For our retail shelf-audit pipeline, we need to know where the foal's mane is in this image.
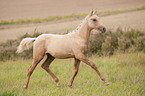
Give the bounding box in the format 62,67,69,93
72,15,89,33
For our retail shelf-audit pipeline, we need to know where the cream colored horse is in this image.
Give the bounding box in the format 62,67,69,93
17,10,109,88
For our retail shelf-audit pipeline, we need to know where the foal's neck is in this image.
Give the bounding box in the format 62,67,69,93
77,20,92,44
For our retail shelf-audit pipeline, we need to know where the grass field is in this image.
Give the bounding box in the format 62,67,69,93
0,52,144,96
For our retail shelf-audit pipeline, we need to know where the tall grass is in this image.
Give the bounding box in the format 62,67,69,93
88,28,145,56
0,52,144,96
0,28,144,61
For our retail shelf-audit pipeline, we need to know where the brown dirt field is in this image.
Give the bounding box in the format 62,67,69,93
0,0,145,42
0,0,145,20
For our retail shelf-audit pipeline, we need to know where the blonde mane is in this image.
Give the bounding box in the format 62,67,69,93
72,15,89,33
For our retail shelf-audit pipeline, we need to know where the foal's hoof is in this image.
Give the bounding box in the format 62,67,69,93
57,82,60,87
23,85,28,89
105,82,110,86
67,84,72,87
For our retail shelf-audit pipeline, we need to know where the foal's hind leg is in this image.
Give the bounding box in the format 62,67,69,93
23,55,43,88
23,44,45,88
68,58,80,87
41,54,60,86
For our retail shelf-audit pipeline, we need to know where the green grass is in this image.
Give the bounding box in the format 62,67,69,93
0,5,145,25
0,52,144,96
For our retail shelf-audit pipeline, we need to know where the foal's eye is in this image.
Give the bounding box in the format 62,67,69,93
93,19,96,21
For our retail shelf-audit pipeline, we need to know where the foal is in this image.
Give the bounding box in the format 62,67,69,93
17,10,109,88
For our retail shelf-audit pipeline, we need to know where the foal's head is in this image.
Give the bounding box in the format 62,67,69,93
87,10,106,33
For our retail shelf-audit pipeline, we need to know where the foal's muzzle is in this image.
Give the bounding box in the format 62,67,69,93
98,27,106,33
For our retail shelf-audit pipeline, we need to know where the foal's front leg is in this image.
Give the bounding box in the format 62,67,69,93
68,58,80,87
76,53,109,85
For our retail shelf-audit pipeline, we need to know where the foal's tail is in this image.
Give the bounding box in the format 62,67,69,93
16,38,36,53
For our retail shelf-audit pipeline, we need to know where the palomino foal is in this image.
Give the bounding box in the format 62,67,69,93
17,10,109,88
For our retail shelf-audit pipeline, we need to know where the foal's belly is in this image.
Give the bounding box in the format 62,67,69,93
46,50,74,59
45,34,75,59
46,42,75,59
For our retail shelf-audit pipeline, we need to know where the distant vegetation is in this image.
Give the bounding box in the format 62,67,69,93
0,5,145,25
88,28,145,56
0,28,144,61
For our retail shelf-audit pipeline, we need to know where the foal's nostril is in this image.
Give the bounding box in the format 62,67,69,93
103,27,106,32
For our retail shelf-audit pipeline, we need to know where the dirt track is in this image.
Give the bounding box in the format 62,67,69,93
0,0,145,42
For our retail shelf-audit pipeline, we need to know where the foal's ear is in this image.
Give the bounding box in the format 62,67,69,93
89,10,94,17
93,10,97,14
